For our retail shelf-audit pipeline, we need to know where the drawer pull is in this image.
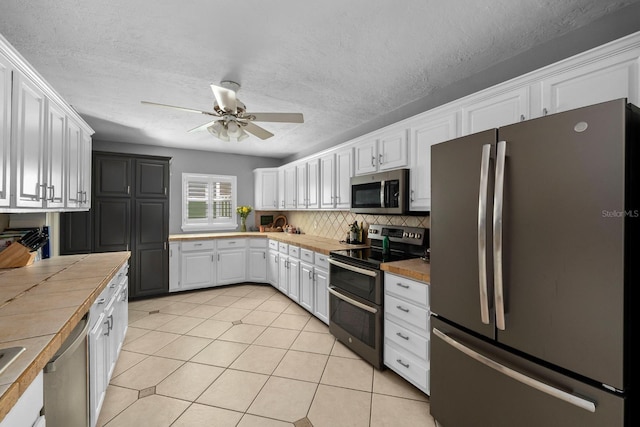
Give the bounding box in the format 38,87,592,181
397,359,410,368
97,298,106,304
396,282,410,289
396,332,410,340
396,305,410,313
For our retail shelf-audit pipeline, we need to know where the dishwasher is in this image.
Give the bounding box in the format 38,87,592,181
43,313,90,427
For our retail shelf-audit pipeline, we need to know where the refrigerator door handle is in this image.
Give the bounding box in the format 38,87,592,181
493,140,507,330
433,328,597,413
477,143,492,324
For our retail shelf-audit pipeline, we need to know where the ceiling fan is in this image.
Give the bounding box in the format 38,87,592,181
141,81,304,142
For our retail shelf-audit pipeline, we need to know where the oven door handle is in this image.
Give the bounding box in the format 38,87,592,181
327,257,379,277
329,286,378,314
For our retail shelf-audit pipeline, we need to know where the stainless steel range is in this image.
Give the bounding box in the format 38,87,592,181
328,224,428,369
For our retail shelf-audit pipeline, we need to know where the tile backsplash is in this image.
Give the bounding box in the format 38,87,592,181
256,210,430,241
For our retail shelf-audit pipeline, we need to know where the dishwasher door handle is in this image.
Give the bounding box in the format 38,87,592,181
44,313,89,373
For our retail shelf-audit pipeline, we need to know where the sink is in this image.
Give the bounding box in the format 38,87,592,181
0,347,26,376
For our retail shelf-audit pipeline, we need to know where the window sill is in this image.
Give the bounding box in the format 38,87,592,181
181,223,238,232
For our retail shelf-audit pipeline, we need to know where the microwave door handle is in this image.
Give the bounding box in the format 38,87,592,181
380,180,386,208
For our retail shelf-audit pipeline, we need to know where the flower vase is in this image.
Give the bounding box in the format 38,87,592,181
240,217,247,232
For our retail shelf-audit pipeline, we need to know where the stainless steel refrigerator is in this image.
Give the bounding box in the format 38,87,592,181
429,98,639,426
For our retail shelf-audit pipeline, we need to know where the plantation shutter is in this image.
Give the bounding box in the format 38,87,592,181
186,179,209,221
182,173,237,231
212,179,232,219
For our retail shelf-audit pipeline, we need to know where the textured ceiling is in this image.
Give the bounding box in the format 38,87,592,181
0,0,638,159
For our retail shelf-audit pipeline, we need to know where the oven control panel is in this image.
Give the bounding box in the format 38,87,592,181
367,224,427,246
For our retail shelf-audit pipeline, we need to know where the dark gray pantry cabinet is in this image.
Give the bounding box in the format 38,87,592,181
60,152,170,298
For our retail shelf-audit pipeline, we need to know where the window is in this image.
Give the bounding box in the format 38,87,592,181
182,173,238,231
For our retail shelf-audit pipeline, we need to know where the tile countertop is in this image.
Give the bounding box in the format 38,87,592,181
169,232,369,255
0,251,131,423
380,258,431,283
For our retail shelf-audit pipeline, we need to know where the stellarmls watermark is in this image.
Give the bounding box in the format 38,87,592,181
602,210,639,218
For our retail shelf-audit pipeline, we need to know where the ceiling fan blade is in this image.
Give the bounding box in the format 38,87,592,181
246,112,304,123
210,84,237,114
188,119,221,133
141,101,213,115
243,122,274,140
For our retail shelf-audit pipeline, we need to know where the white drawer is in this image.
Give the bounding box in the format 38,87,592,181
288,245,300,258
268,239,279,250
278,242,289,254
385,294,430,332
384,343,429,394
314,252,329,269
250,238,268,248
182,240,215,251
385,273,429,307
217,238,247,249
385,318,429,362
300,249,314,263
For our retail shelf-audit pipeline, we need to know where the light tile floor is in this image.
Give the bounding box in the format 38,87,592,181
99,283,438,427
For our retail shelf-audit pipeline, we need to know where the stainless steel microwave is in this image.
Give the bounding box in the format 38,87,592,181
350,168,409,214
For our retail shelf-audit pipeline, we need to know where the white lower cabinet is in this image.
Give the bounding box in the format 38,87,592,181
248,238,268,282
169,241,180,292
383,272,430,395
180,240,216,291
89,262,128,427
169,237,331,324
0,371,44,427
216,239,247,285
299,259,314,313
267,240,279,288
312,253,330,324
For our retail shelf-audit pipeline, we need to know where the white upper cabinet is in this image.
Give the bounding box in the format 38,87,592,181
461,86,530,135
283,165,297,209
306,158,319,209
45,101,66,208
14,72,46,208
354,137,378,175
320,146,352,210
1,33,94,212
354,126,408,175
319,152,335,209
66,120,81,208
335,147,353,209
0,52,11,207
378,128,409,171
294,159,319,210
541,48,640,115
409,110,459,211
254,168,279,210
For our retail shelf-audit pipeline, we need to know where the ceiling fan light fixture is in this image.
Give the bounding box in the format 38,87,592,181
227,120,241,137
237,127,250,141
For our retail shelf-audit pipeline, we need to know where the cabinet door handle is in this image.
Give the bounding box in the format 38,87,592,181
396,332,410,340
263,252,266,259
520,114,525,121
410,189,414,202
543,108,548,116
127,185,130,194
97,298,106,305
48,185,55,202
371,156,375,167
396,282,410,289
397,359,410,368
38,183,47,201
379,153,383,165
103,321,110,336
396,305,410,313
